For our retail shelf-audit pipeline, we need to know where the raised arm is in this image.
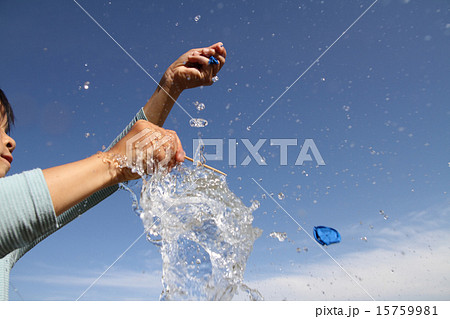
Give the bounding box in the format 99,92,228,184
144,42,227,126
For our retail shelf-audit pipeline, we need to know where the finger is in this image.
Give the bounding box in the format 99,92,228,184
216,51,226,66
174,134,185,163
164,130,184,164
187,55,215,83
193,47,223,67
164,129,182,161
210,42,226,58
219,45,227,59
187,53,210,66
132,130,159,168
152,136,175,170
161,130,183,168
208,43,226,75
201,47,215,57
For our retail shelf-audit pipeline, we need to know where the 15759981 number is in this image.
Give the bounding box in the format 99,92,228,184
376,305,438,316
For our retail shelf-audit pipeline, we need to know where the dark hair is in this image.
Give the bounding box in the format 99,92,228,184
0,89,15,134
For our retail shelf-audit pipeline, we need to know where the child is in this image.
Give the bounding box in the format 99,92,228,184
0,42,226,300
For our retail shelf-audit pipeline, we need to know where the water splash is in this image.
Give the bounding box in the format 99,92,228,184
269,231,287,242
189,118,208,128
131,163,262,300
196,102,205,111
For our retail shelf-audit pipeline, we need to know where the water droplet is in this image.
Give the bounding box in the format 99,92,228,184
84,132,90,138
246,126,251,131
83,81,90,90
212,76,219,83
321,77,326,82
361,236,368,242
269,232,287,242
378,209,390,220
196,103,205,111
189,118,208,128
194,15,201,22
227,88,232,93
251,200,260,209
277,192,285,200
195,258,201,264
343,105,350,112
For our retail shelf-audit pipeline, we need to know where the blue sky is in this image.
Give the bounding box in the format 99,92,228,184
1,0,449,300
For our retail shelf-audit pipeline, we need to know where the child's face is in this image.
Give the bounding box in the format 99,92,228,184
0,105,16,177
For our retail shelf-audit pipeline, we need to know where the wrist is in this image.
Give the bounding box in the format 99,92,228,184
144,72,183,126
159,71,184,97
95,152,127,186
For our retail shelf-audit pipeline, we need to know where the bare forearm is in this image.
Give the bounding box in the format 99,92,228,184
42,154,118,216
143,74,182,127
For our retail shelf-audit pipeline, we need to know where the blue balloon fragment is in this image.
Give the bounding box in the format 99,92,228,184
313,226,341,246
208,56,219,65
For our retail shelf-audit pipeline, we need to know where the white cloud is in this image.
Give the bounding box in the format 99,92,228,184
16,268,161,289
13,267,164,300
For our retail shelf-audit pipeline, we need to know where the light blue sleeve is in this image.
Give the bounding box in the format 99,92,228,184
0,169,56,258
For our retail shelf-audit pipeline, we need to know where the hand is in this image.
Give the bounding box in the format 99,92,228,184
106,120,185,182
163,42,227,92
143,42,227,126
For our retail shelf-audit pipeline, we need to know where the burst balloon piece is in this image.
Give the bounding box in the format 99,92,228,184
313,226,341,246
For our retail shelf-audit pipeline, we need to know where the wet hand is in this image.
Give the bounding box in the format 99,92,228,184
162,42,227,92
106,120,185,182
